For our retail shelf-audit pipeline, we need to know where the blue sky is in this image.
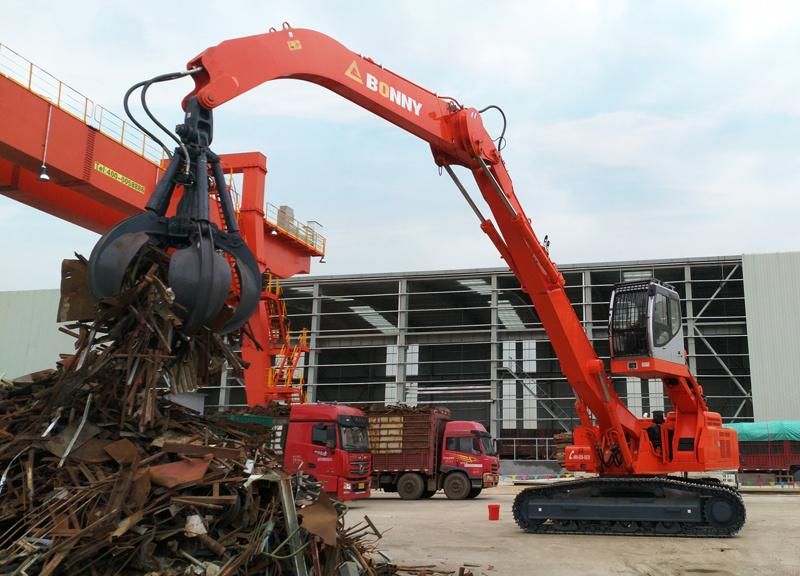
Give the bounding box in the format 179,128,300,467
1,1,799,290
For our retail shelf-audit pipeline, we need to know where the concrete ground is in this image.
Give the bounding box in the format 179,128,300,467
345,485,800,576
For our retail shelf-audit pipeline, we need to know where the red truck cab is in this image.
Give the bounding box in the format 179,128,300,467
440,420,500,495
282,404,371,500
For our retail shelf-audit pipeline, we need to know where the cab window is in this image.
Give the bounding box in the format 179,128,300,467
652,293,671,347
312,424,336,447
446,436,479,454
669,297,682,337
340,425,369,452
611,290,649,356
478,435,496,455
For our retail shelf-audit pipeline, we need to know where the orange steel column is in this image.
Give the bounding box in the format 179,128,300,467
223,153,271,406
217,152,323,405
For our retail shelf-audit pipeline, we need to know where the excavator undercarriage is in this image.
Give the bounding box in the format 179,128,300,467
513,476,746,537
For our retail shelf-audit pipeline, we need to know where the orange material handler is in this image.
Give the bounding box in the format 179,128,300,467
86,23,743,535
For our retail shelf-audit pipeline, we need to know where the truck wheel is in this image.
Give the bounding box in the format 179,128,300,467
397,473,425,500
467,487,482,499
444,472,471,500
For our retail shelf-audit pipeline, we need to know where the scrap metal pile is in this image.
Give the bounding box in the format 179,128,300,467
0,253,448,575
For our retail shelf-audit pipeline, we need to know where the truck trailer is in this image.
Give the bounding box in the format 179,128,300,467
367,406,499,500
727,420,800,482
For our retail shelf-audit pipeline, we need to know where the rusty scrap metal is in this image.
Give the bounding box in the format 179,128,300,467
0,255,470,576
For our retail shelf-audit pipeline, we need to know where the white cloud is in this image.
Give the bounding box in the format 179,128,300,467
526,111,708,168
320,218,503,275
1,1,799,291
0,199,98,291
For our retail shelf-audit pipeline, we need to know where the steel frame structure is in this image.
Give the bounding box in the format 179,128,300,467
276,255,752,446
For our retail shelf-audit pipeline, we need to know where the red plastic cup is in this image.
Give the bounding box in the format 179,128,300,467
488,503,500,521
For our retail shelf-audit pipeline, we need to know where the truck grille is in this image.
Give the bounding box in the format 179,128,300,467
350,461,369,476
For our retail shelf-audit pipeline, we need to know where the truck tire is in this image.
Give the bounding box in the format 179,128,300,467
467,487,482,499
443,472,471,500
397,473,425,500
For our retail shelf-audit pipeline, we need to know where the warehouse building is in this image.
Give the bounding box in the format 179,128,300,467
1,251,799,459
275,252,800,458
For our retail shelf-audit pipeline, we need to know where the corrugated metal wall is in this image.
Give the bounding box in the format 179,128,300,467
743,252,800,421
0,289,73,379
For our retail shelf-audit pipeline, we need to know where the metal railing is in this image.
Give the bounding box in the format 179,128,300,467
496,437,556,460
0,43,166,164
265,203,326,254
1,43,327,255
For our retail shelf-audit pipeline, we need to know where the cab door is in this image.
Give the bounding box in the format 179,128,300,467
441,435,482,472
307,423,339,492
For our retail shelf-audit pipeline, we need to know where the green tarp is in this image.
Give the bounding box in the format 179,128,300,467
725,421,800,442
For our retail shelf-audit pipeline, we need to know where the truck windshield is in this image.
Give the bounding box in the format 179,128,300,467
478,434,496,456
340,425,369,452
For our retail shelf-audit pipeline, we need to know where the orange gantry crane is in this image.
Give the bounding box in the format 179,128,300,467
0,44,317,405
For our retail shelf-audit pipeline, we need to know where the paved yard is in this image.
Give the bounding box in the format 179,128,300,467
345,485,800,575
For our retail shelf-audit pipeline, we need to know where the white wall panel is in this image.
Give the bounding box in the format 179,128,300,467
743,252,800,421
0,289,73,379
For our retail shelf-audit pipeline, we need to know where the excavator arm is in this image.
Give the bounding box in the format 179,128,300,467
184,25,495,168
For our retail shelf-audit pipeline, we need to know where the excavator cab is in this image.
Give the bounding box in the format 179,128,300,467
609,279,687,377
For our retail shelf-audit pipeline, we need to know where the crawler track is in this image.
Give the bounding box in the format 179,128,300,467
512,476,745,537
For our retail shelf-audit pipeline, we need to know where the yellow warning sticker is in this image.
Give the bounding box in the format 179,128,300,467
287,39,302,51
93,161,145,194
345,61,363,84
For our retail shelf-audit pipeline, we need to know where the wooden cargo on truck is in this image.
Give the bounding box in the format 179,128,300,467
368,407,450,473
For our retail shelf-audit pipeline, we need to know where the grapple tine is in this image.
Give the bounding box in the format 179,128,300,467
213,232,261,334
88,212,166,300
168,224,231,335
